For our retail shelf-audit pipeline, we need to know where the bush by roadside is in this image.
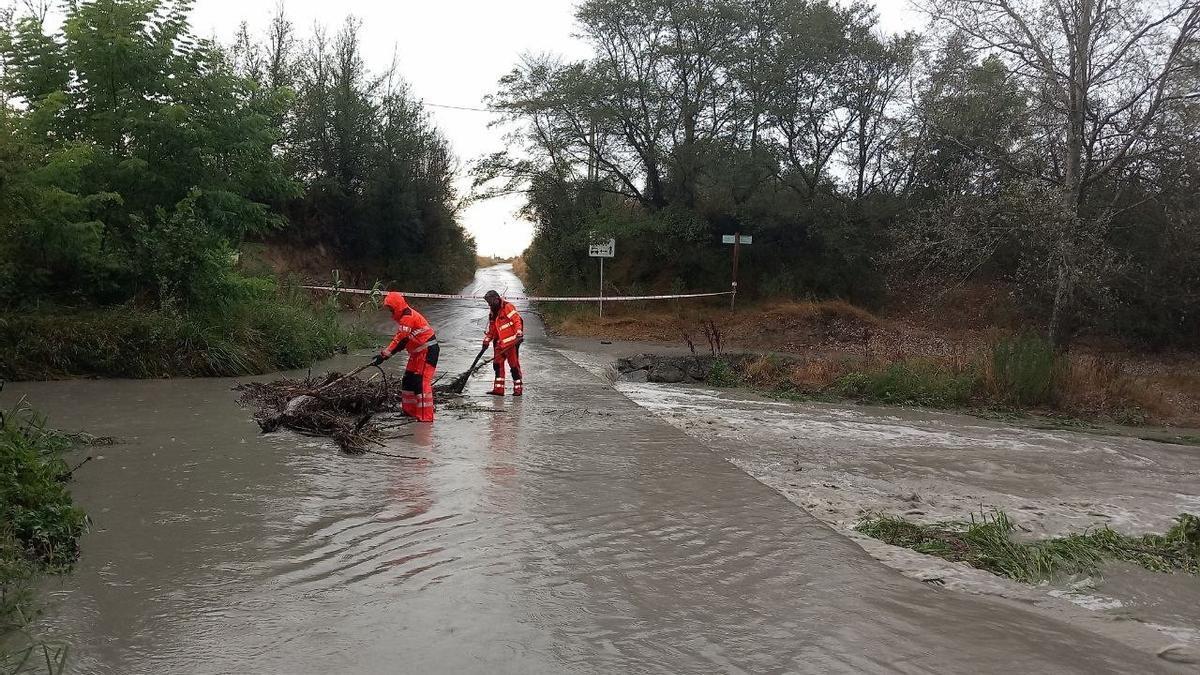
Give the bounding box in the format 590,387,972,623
1,402,88,672
511,256,530,283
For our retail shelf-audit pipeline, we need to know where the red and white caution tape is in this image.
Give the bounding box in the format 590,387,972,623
303,285,731,302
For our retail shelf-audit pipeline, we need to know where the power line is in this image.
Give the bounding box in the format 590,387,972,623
423,102,503,113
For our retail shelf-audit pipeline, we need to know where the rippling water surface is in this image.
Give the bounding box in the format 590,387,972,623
3,266,1162,673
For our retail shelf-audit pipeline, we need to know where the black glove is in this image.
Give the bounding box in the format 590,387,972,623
371,352,388,366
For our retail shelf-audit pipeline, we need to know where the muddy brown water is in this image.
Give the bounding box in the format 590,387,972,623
2,266,1171,673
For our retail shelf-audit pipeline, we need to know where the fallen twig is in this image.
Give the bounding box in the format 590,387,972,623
64,455,93,479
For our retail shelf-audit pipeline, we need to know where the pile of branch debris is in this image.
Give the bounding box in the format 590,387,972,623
236,371,460,453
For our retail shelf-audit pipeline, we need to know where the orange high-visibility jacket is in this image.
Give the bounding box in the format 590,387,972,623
484,300,523,351
383,292,436,356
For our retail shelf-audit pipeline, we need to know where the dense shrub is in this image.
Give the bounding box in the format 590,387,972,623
2,403,87,669
0,1,473,380
990,332,1059,406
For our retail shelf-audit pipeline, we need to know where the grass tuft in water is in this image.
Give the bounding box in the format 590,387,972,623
855,511,1200,584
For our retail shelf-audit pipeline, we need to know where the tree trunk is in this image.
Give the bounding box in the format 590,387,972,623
1049,0,1093,348
1047,253,1072,347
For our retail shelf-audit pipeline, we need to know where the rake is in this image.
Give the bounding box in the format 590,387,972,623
446,344,492,394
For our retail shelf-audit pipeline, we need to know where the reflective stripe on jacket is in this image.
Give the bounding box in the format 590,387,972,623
383,292,436,356
484,300,523,349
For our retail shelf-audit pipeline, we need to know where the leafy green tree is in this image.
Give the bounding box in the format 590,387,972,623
245,13,474,290
1,0,297,307
478,0,909,303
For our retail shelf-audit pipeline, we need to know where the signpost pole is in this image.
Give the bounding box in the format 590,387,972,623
588,237,615,317
599,256,604,318
731,232,740,310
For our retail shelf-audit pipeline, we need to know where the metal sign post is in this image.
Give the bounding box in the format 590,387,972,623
588,238,616,317
721,233,752,309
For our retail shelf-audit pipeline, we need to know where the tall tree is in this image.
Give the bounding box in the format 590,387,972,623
758,0,874,195
926,0,1200,342
262,16,473,287
1,0,295,306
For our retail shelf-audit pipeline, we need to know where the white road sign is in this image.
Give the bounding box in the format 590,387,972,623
722,234,752,245
588,239,616,258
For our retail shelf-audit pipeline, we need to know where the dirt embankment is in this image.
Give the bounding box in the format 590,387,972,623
238,241,479,292
545,299,1200,427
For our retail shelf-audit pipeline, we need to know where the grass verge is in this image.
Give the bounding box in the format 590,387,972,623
832,360,979,408
545,299,1197,425
0,279,372,380
855,511,1200,584
708,336,1164,426
2,401,89,672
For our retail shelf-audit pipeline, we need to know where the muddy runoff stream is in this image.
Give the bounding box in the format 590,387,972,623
1,266,1178,673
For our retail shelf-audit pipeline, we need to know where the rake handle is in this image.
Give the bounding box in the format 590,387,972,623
467,343,488,373
313,361,373,394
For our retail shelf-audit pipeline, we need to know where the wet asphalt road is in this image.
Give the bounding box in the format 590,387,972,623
2,265,1167,673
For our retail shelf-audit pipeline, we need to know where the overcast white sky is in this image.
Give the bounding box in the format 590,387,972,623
187,0,921,257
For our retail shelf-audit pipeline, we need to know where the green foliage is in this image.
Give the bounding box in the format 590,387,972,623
706,359,739,387
991,332,1058,406
0,2,470,378
1,404,87,671
0,0,298,310
484,0,1200,347
856,511,1200,584
0,406,86,569
833,360,979,407
478,0,900,304
133,192,238,310
0,280,370,380
908,47,1030,199
266,16,476,291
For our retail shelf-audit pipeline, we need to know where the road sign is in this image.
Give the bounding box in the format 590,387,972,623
722,234,752,245
587,239,615,317
588,239,616,258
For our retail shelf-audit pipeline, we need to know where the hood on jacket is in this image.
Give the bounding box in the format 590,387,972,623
383,292,409,320
484,289,502,312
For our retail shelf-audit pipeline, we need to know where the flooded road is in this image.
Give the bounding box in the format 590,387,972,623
2,265,1175,673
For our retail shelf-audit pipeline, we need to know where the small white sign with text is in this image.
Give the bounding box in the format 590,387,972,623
588,239,616,257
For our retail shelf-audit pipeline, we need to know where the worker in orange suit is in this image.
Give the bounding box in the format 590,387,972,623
373,292,438,422
482,290,524,396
